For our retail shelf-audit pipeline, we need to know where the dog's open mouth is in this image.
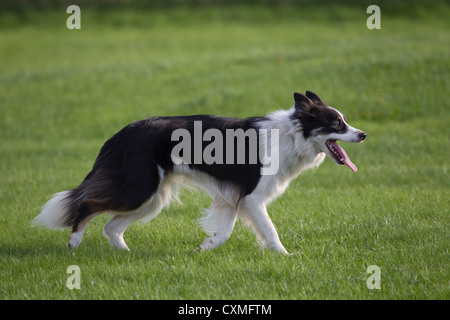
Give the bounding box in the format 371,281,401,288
326,140,358,172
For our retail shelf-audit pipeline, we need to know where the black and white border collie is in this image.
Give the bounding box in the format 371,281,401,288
34,91,366,254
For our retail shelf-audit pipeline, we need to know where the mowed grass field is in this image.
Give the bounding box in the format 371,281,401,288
0,4,449,299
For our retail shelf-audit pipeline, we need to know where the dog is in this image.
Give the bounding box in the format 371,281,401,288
34,91,366,254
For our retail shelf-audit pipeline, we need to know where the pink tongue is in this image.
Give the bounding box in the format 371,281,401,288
334,142,358,172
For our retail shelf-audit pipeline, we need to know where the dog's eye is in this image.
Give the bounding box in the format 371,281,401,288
333,119,342,128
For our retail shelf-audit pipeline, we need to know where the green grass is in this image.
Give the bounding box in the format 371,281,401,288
1,4,449,299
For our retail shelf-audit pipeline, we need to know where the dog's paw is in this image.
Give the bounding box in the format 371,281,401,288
194,245,205,254
196,237,215,253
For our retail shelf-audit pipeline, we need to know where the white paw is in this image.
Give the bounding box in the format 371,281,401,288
195,237,215,253
110,239,130,251
66,232,83,249
103,229,130,250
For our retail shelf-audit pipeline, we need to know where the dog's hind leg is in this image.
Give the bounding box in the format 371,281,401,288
197,198,237,252
103,176,177,250
103,198,165,250
67,204,101,249
103,214,142,251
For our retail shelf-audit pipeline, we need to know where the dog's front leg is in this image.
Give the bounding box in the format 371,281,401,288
240,196,289,254
196,199,237,253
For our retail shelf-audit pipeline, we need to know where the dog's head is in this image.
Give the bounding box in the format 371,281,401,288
293,91,366,172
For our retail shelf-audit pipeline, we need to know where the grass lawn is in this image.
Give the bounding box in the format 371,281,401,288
0,3,449,299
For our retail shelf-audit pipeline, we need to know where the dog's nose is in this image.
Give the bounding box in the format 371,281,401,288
359,131,367,141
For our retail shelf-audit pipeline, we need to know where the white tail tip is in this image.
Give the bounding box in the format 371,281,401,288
33,191,72,230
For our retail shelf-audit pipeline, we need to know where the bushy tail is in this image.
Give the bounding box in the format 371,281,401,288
33,190,77,230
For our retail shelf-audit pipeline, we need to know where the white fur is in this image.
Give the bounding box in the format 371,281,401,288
255,108,326,205
33,191,72,230
197,198,237,251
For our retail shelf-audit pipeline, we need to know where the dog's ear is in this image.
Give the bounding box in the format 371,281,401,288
294,92,313,112
305,90,325,105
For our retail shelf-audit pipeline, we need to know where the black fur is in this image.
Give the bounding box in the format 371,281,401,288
67,115,267,231
293,91,347,139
